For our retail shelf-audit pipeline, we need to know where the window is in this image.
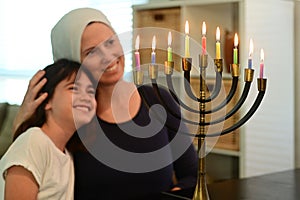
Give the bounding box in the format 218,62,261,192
0,0,147,104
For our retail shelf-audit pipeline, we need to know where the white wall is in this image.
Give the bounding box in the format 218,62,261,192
240,0,295,177
295,1,300,168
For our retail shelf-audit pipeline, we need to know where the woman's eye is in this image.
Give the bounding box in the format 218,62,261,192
105,38,115,47
88,48,97,55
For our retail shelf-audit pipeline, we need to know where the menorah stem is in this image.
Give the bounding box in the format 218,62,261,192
193,137,209,200
192,54,210,200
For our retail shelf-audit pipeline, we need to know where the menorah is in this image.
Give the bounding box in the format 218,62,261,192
130,25,267,199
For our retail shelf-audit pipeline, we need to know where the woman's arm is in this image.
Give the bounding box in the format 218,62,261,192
13,70,48,133
158,86,198,190
5,166,39,200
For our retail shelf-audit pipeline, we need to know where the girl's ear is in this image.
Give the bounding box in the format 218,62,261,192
44,101,52,111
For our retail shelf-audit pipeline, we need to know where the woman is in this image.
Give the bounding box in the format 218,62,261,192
1,59,97,199
14,8,197,199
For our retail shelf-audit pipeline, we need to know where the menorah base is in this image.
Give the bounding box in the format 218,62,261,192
192,174,210,200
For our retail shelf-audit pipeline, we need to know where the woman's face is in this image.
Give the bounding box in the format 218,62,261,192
80,22,125,86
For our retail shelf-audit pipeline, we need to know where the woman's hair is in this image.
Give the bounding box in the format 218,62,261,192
13,59,97,141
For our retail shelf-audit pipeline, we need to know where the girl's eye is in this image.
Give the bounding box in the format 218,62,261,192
88,89,96,95
70,85,79,91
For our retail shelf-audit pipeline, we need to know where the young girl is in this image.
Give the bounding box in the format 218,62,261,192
0,59,97,200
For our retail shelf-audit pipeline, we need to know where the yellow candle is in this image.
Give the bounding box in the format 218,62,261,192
233,33,238,64
167,31,173,62
185,20,190,57
216,27,221,59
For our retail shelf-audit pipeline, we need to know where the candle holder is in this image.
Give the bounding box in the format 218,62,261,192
133,69,144,86
134,56,266,200
148,64,158,80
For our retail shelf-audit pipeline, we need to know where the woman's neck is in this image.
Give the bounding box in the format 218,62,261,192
96,80,141,123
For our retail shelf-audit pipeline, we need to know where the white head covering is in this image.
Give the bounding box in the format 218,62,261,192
51,7,112,63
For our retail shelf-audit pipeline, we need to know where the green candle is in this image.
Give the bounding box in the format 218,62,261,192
233,33,238,64
167,31,173,62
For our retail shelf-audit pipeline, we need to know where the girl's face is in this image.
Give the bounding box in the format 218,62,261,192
45,71,96,130
80,23,125,87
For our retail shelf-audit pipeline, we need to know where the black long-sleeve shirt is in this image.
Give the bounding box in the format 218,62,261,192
72,85,198,199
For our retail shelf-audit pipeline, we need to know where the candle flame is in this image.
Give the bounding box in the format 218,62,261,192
234,33,238,47
249,38,254,57
260,48,264,62
202,21,206,36
135,35,140,50
152,35,156,51
216,27,220,41
185,20,189,34
168,31,172,46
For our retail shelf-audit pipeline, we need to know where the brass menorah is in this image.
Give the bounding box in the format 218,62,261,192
133,49,267,199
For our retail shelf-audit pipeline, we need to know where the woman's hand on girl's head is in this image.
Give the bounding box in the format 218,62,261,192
13,70,48,133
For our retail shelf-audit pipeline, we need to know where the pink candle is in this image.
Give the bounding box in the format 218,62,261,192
260,48,264,78
135,35,140,70
202,21,207,55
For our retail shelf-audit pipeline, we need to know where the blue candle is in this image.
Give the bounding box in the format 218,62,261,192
151,35,156,64
248,38,253,68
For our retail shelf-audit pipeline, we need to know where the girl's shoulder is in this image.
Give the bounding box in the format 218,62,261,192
14,127,48,145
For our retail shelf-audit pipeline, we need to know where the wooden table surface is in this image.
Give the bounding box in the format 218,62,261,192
160,168,300,200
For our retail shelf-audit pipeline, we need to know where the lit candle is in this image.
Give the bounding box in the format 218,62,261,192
233,33,239,64
260,48,264,78
185,20,190,57
248,38,254,69
216,27,221,59
167,31,173,62
202,21,207,55
151,35,156,64
135,35,140,70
